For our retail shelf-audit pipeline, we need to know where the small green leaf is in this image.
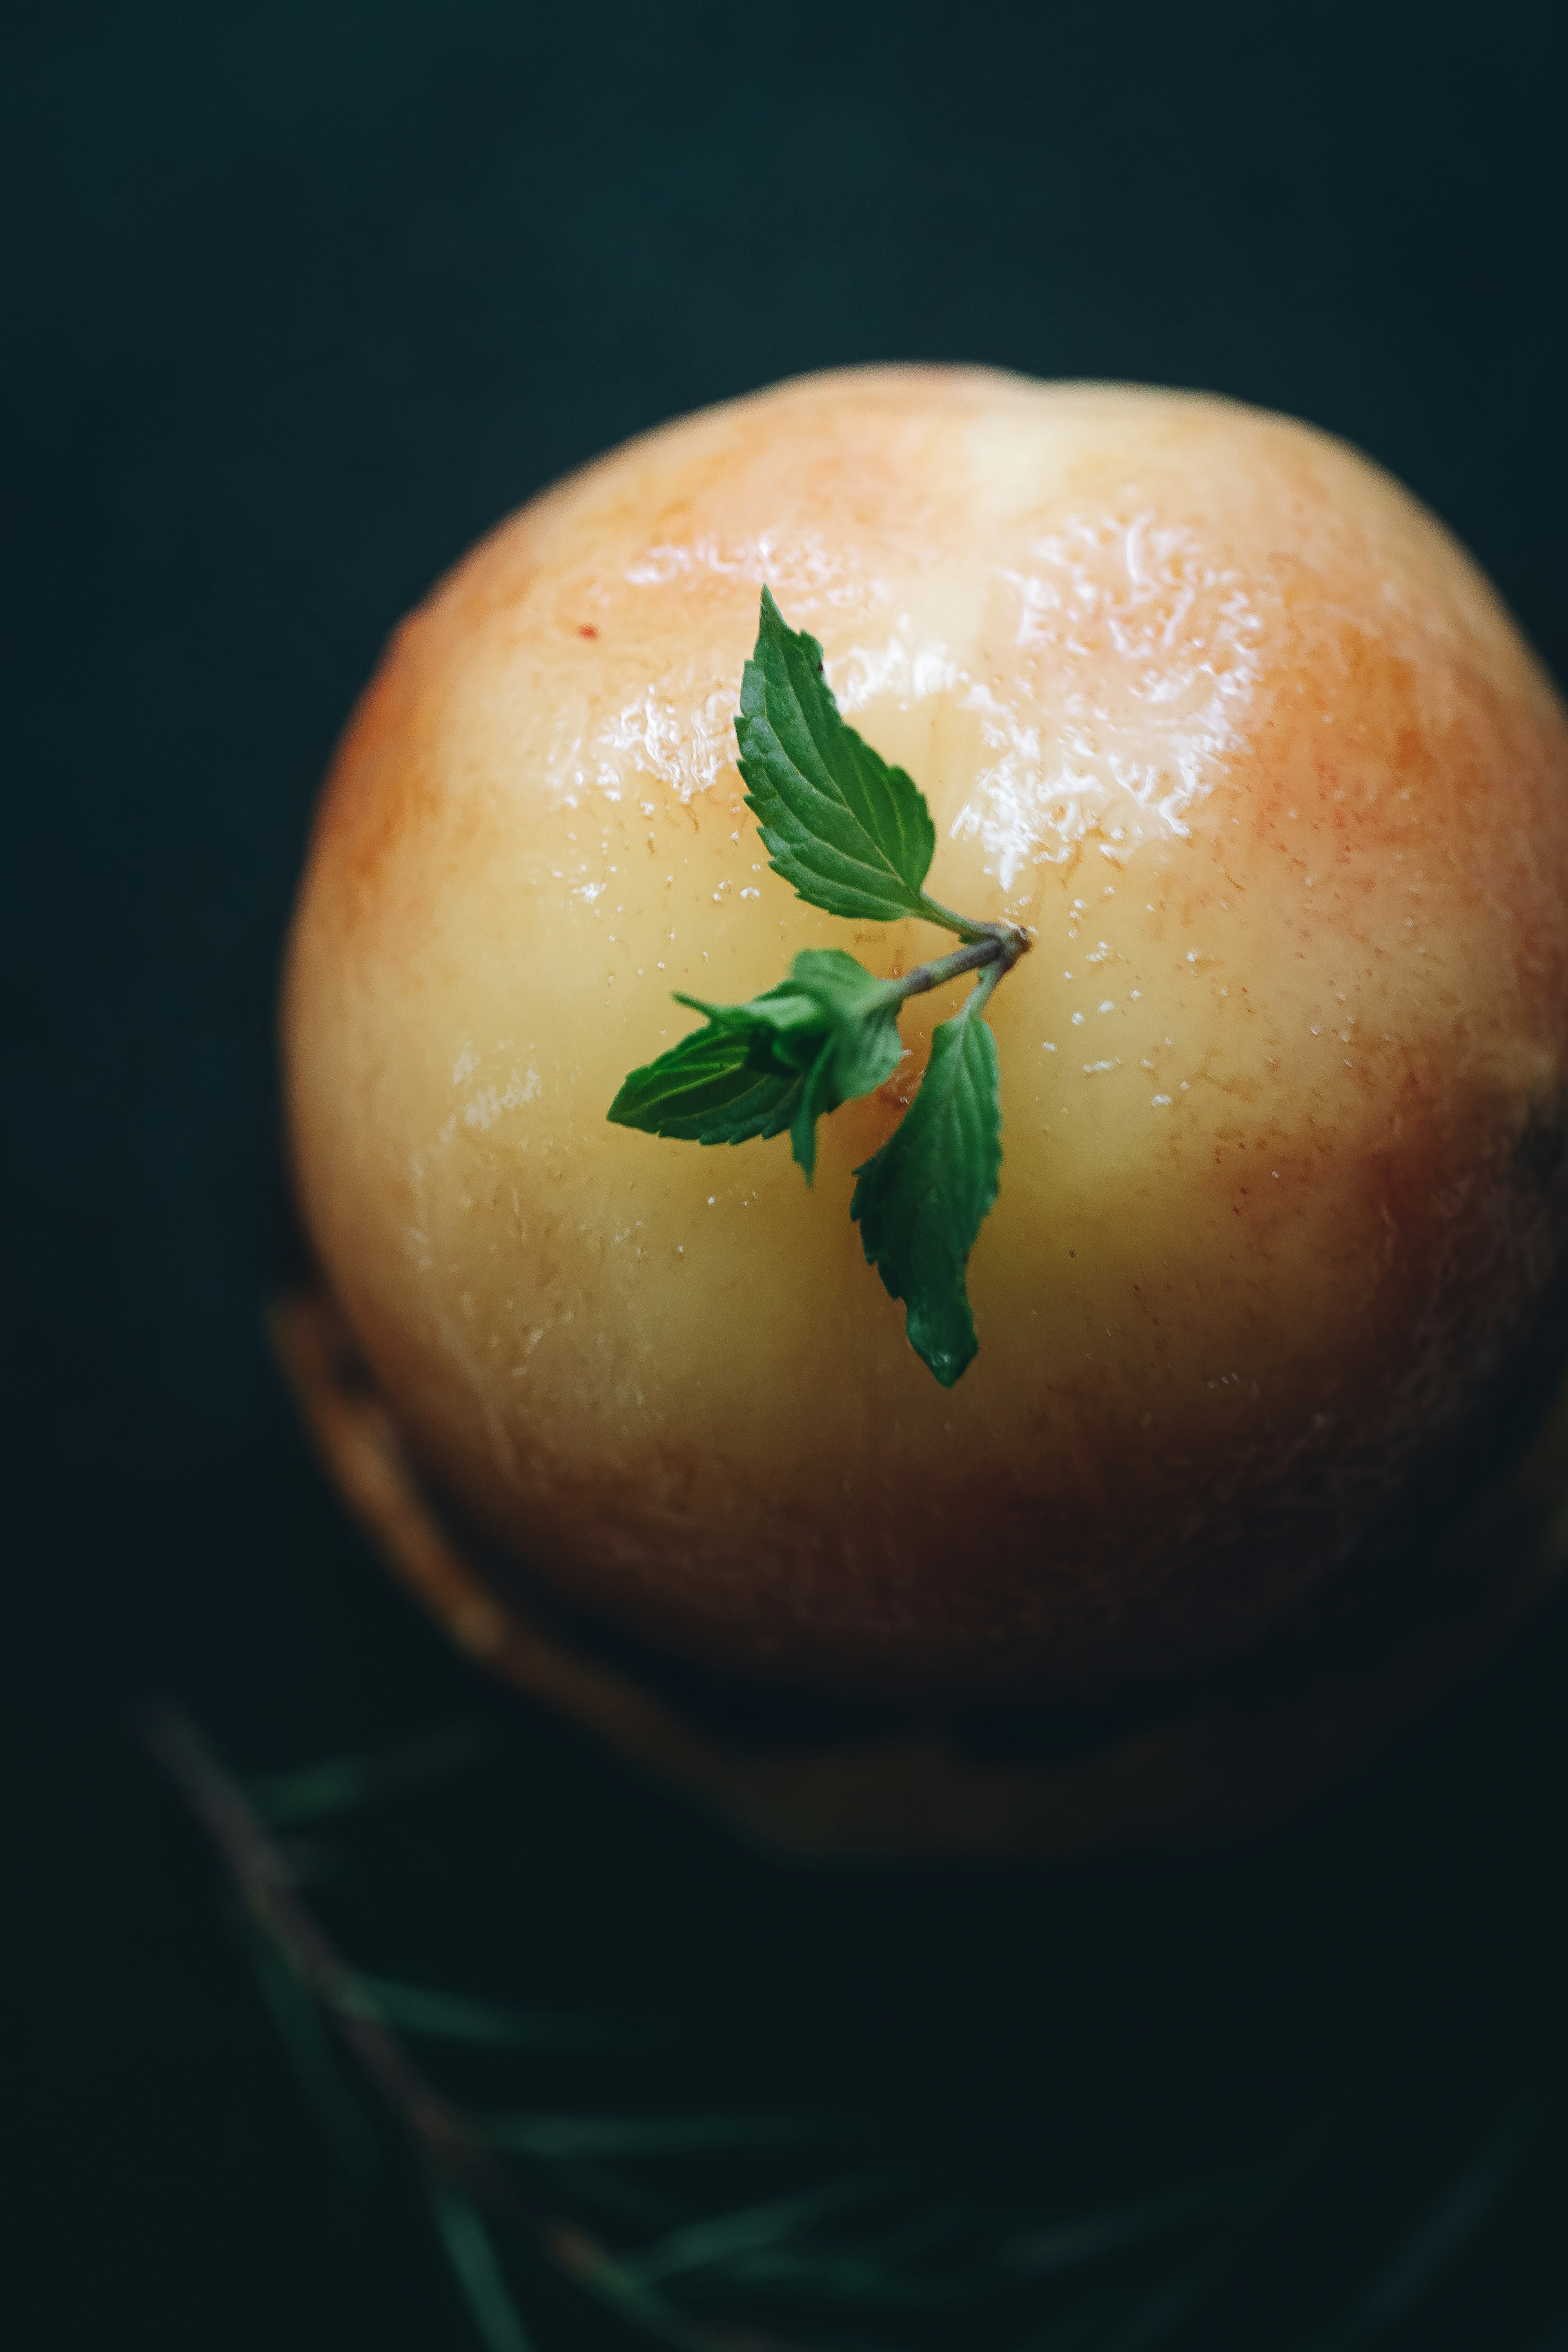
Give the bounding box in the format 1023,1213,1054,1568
851,980,1002,1386
339,1973,635,2051
626,2168,898,2286
612,949,902,1180
232,1909,382,2186
778,950,902,1180
675,980,824,1065
480,2109,855,2160
1004,2171,1272,2277
607,1020,803,1146
1292,2096,1542,2352
783,947,901,1040
425,2172,535,2352
246,1720,497,1827
737,588,938,925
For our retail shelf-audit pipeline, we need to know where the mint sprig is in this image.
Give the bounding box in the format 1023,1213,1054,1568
608,592,1029,1385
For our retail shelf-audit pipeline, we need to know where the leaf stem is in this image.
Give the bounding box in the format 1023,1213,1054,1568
914,891,1030,952
880,922,1029,1009
912,891,990,944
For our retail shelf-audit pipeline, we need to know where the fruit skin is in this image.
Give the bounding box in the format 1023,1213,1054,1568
282,365,1568,1703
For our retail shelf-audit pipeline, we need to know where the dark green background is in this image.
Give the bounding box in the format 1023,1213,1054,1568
7,2,1568,2344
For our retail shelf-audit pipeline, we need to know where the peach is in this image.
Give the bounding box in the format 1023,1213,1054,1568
282,366,1568,1702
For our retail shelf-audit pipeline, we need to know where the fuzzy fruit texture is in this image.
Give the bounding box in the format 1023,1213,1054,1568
283,367,1568,1702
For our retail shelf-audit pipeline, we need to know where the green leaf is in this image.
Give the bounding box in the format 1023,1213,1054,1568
784,947,902,1047
626,2169,898,2286
481,2109,856,2160
611,949,902,1181
425,2172,535,2352
736,587,938,925
607,1020,804,1147
850,980,1002,1386
1007,2256,1228,2352
777,950,902,1180
246,1720,497,1827
1292,2096,1542,2352
338,1973,636,2051
232,1909,382,2186
1004,2171,1273,2277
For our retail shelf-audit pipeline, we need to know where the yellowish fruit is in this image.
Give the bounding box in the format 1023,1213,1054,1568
283,366,1568,1702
